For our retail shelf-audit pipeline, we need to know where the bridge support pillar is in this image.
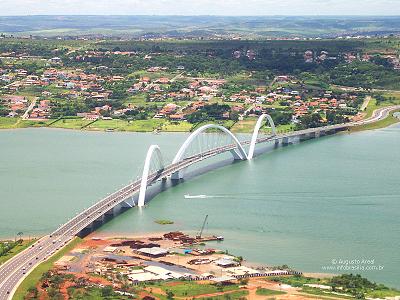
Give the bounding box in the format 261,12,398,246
299,134,308,141
171,169,185,180
309,131,318,139
121,198,135,208
282,137,290,146
325,129,335,135
230,149,246,160
105,208,114,217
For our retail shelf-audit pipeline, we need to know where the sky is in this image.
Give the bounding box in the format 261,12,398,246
0,0,400,16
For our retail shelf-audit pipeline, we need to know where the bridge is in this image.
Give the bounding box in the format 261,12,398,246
0,105,399,299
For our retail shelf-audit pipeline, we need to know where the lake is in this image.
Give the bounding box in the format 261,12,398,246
0,126,399,287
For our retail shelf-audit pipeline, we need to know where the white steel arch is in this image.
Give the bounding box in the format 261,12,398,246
248,114,277,160
172,124,248,164
138,145,164,207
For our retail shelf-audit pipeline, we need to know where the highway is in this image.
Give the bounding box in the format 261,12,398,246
0,105,399,299
21,98,37,120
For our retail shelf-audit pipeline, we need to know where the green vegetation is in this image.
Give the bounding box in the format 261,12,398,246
0,239,35,265
157,281,240,297
198,290,249,299
350,94,400,131
2,37,400,133
269,274,324,287
67,285,132,299
154,219,174,225
13,237,82,300
330,274,400,299
186,103,232,124
0,117,19,129
328,61,400,90
256,287,286,296
3,16,400,38
351,110,400,132
300,286,353,299
269,274,400,299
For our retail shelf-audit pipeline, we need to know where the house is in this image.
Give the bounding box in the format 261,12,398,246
214,258,239,268
156,77,170,84
160,103,178,115
50,57,62,64
141,77,151,83
169,114,184,121
137,247,169,258
211,276,237,284
112,76,124,81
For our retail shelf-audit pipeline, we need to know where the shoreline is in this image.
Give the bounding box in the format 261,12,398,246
86,232,337,279
1,107,399,134
1,120,399,133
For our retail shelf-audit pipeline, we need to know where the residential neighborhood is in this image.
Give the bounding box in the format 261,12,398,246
0,43,374,133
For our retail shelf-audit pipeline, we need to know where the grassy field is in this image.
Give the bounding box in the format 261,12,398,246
154,219,174,225
301,286,353,299
199,290,249,299
158,282,240,297
366,288,400,298
49,118,94,129
364,94,400,118
124,94,148,106
161,120,192,132
0,118,56,129
13,237,82,300
0,240,36,265
0,117,19,129
231,118,294,134
191,120,236,132
19,119,56,128
68,286,132,299
256,287,286,296
267,275,325,287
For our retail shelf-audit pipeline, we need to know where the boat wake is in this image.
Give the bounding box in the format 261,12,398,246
184,194,224,199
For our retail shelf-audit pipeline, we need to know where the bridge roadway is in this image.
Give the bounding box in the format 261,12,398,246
0,105,399,299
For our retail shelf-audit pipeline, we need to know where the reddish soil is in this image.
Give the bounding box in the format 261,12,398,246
59,280,75,300
139,290,161,299
64,272,112,286
79,238,109,248
165,281,184,287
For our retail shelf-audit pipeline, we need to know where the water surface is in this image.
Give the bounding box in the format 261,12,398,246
0,126,399,287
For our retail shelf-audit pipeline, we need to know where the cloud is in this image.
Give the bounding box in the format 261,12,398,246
1,0,400,15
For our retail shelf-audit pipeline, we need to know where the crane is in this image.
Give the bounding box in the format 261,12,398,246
196,215,208,239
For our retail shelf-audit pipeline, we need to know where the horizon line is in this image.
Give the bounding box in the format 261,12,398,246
1,14,400,17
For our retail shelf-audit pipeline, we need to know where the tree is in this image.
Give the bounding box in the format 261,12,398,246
27,286,38,298
230,110,240,121
101,286,113,297
166,290,175,300
297,113,324,129
0,107,10,117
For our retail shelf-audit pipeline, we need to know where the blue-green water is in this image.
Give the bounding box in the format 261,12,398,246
0,126,399,287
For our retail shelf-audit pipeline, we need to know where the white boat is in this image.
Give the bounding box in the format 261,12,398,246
184,194,208,199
